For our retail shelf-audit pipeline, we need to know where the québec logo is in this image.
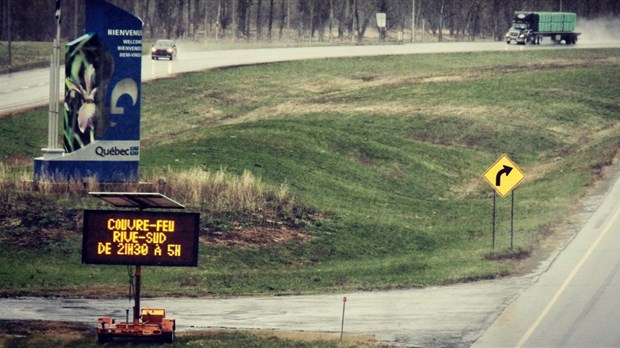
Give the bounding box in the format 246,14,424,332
95,146,139,158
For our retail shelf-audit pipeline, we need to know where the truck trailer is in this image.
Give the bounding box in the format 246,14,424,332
505,12,580,45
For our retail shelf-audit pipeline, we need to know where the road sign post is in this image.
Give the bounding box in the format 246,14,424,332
511,190,515,249
483,155,525,250
492,191,496,249
341,296,347,341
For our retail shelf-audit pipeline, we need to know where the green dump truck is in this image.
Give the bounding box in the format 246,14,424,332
505,12,580,45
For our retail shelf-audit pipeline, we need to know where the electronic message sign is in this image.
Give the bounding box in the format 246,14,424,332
83,210,200,266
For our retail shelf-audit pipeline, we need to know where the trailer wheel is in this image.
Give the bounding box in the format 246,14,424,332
97,333,110,344
569,35,578,44
162,331,175,343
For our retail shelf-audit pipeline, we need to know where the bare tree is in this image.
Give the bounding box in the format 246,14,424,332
309,0,330,41
297,0,309,41
352,0,376,43
154,0,177,38
236,0,251,39
2,0,619,44
267,0,274,41
176,0,185,38
337,0,352,40
387,0,412,38
278,0,287,40
256,0,263,40
218,0,234,37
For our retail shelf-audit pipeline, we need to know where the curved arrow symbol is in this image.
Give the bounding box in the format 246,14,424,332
496,165,513,186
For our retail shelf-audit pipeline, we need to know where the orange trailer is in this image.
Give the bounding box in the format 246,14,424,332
97,308,175,343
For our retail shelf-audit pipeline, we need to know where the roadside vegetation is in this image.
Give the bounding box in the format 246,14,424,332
0,320,382,348
1,48,619,300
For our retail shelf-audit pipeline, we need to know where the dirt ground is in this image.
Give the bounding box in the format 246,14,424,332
0,320,93,346
0,320,384,347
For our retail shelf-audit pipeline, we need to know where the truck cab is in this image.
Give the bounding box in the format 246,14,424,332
505,14,539,44
505,26,532,44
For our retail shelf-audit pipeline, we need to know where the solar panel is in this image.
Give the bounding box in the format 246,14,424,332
88,192,185,210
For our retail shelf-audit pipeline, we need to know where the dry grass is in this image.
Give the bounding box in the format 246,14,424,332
1,164,313,258
147,166,293,214
224,96,512,130
1,162,315,255
0,163,296,221
236,328,389,347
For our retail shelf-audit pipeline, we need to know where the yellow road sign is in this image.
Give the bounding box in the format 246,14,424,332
483,154,525,197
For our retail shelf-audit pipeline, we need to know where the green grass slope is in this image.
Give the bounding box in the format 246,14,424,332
1,48,619,297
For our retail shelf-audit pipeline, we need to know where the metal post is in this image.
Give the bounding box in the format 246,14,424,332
53,27,60,149
48,59,55,149
133,265,141,324
47,2,62,151
492,191,496,250
340,296,347,340
511,190,515,250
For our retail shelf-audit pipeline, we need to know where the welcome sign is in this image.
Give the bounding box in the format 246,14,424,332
34,0,142,182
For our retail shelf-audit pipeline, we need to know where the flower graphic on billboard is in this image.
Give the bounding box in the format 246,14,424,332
68,64,97,133
64,33,113,153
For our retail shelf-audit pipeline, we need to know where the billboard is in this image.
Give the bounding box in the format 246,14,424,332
83,210,200,267
34,0,142,182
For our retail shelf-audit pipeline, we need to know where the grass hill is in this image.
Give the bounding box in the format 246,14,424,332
1,48,619,297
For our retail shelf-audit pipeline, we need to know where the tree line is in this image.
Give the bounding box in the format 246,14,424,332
1,0,619,43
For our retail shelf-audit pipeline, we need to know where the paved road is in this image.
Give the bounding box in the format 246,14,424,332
473,161,620,347
2,40,619,115
0,278,531,347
